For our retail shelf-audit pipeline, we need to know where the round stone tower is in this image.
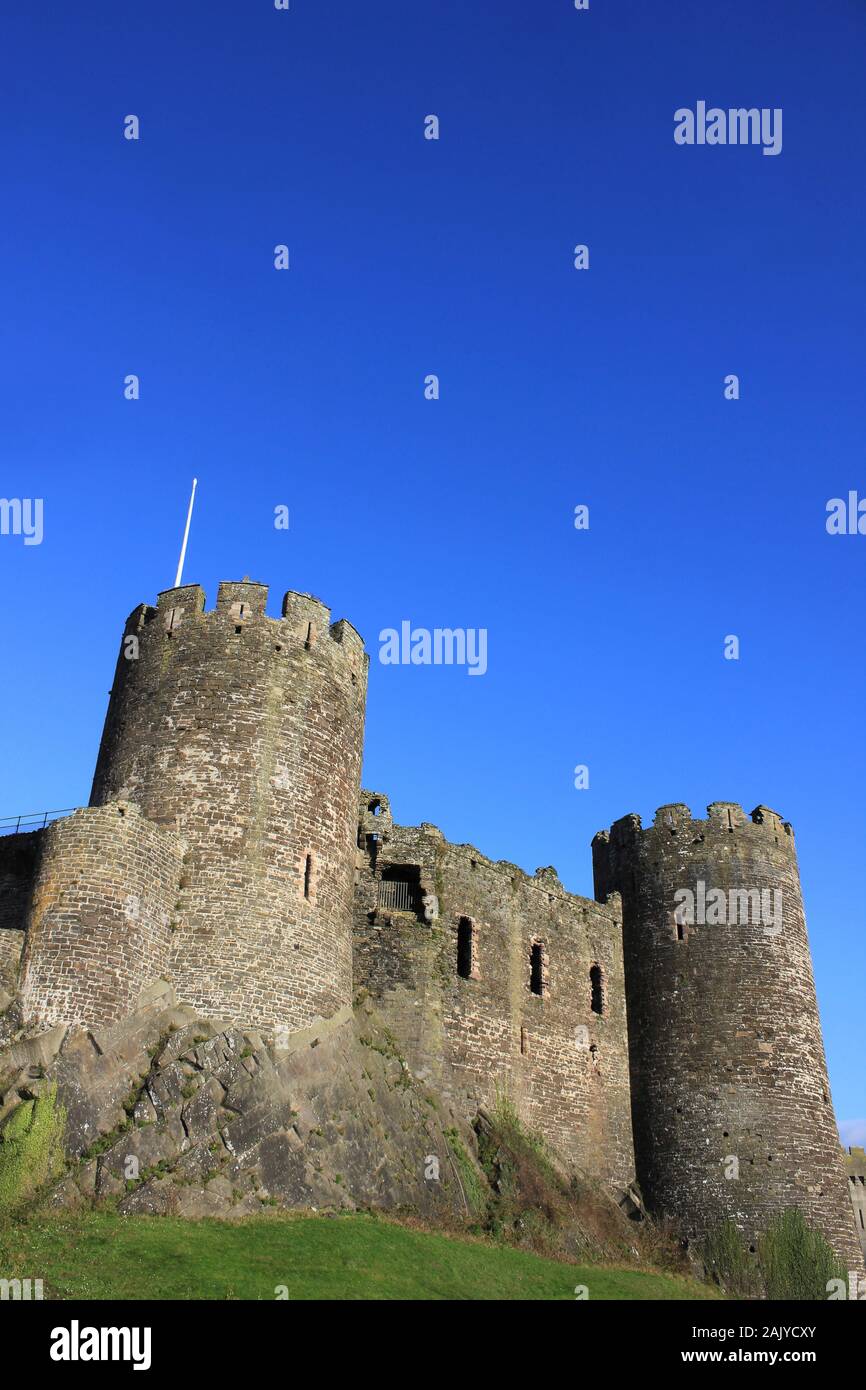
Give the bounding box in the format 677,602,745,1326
592,801,862,1268
90,580,368,1034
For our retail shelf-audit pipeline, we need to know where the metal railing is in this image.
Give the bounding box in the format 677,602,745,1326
377,879,419,913
0,808,78,837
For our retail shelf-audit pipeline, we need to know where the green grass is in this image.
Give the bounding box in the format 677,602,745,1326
0,1210,721,1301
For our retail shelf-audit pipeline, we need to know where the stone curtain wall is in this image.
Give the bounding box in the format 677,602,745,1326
90,582,368,1033
593,802,863,1269
0,830,41,992
846,1148,866,1261
17,804,185,1028
354,794,635,1190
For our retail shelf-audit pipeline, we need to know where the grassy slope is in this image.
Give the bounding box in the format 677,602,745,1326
0,1211,721,1301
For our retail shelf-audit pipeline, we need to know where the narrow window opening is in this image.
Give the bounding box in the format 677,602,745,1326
590,964,604,1015
520,1026,528,1056
303,854,313,899
676,921,685,941
860,1209,864,1231
457,918,473,979
529,942,544,996
235,626,243,634
304,622,313,650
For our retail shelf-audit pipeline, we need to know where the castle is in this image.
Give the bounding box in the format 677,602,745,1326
0,578,861,1268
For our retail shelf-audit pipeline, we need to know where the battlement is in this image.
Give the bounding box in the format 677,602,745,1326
131,581,368,660
358,791,620,921
593,801,795,854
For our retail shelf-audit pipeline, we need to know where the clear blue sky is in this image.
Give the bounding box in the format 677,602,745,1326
1,2,863,1138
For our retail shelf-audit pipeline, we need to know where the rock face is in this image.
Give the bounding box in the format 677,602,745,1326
0,986,475,1222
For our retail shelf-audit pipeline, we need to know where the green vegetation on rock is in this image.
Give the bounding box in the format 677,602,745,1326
0,1084,66,1213
758,1208,846,1301
444,1127,488,1218
702,1220,762,1298
701,1208,846,1300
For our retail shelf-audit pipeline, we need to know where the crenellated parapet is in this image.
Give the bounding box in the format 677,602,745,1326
112,582,366,698
594,801,794,855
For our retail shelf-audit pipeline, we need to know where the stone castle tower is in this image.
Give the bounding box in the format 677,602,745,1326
592,801,862,1267
20,580,367,1034
2,579,861,1268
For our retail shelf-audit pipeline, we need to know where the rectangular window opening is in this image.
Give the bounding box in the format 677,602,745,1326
457,918,473,979
377,864,421,915
530,942,544,997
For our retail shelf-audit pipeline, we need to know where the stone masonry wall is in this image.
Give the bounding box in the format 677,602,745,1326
593,801,862,1268
846,1147,866,1261
0,929,25,995
17,803,185,1028
89,581,368,1033
354,792,634,1191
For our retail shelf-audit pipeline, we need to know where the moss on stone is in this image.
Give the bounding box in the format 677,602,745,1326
0,1083,66,1213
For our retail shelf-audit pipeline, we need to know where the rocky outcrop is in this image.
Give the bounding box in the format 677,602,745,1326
0,983,477,1222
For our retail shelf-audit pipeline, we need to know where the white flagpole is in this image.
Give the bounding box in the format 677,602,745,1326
174,478,198,588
